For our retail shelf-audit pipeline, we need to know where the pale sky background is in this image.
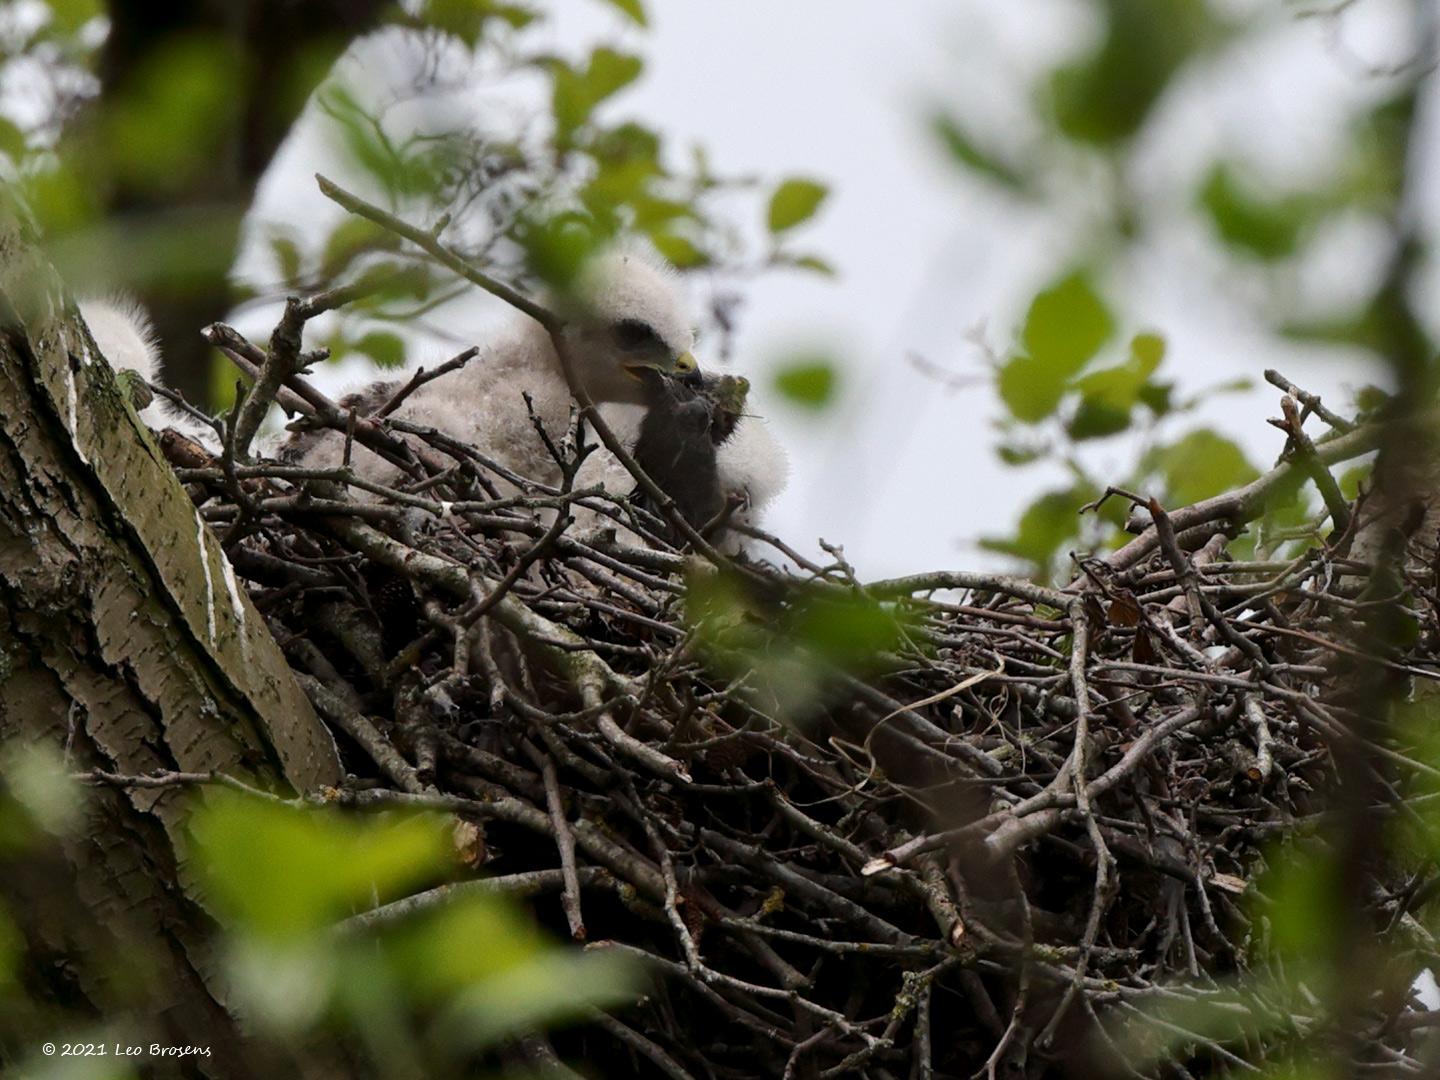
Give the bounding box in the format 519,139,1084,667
237,0,1428,580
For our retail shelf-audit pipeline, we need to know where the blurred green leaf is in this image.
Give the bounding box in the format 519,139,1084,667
516,212,605,288
1259,845,1343,965
193,793,450,939
552,47,643,140
1050,0,1224,145
787,253,837,276
1341,91,1413,211
998,353,1066,423
648,230,708,268
980,486,1093,575
596,0,648,26
0,117,25,164
1023,271,1114,375
0,743,84,840
786,594,914,674
319,85,456,200
106,35,247,195
1338,463,1370,501
767,178,829,233
1280,310,1382,353
23,161,99,234
996,440,1047,466
1147,428,1258,507
1067,397,1131,440
269,233,303,284
1067,332,1166,440
47,0,103,35
1200,164,1321,260
228,937,335,1034
1000,272,1114,424
930,112,1026,191
436,943,639,1052
321,217,402,280
774,357,838,408
421,0,537,44
1137,380,1174,416
384,894,549,1001
356,330,407,369
0,904,19,993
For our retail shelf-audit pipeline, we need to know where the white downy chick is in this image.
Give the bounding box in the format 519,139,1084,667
280,249,699,496
76,296,214,444
78,296,223,449
716,414,789,540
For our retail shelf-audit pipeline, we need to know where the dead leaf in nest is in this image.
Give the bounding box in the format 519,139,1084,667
1108,590,1142,627
1210,872,1248,895
453,819,486,868
1134,627,1156,664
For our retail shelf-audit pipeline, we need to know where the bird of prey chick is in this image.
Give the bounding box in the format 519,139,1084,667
78,250,788,546
279,250,699,494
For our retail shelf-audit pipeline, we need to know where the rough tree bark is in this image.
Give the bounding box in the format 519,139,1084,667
0,203,338,1071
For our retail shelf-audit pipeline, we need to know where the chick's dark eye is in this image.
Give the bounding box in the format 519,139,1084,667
612,319,661,351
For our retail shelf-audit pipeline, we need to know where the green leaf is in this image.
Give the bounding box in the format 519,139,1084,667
596,0,648,25
786,594,914,674
767,178,829,233
1137,381,1174,416
1066,332,1166,440
996,440,1046,466
999,272,1115,424
788,253,836,276
422,0,537,44
355,331,407,369
433,938,640,1051
1280,311,1382,352
997,353,1067,423
515,212,605,288
0,743,84,840
1338,463,1371,501
930,112,1026,191
321,217,401,279
1022,271,1115,376
1259,847,1343,964
1049,0,1225,145
774,357,838,409
46,0,103,34
1199,163,1320,260
980,486,1093,576
1147,428,1258,507
648,230,708,268
1067,398,1132,440
193,793,450,940
105,35,247,195
0,117,25,163
551,47,643,139
269,233,302,283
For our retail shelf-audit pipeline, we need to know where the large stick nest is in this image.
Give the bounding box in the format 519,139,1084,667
145,336,1440,1080
128,192,1439,1074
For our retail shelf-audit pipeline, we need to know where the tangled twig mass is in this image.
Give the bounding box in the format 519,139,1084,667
101,191,1440,1078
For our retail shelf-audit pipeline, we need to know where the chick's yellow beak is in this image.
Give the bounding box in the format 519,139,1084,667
623,351,700,380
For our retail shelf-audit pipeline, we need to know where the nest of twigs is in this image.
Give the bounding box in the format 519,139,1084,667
150,310,1440,1080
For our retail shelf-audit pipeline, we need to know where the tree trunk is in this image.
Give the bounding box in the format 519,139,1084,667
96,0,389,409
0,205,339,1072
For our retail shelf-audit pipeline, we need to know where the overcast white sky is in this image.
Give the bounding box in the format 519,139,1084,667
245,0,1431,579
